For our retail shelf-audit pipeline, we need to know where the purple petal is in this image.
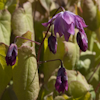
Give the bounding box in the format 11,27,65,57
55,67,68,93
5,43,18,66
62,11,75,24
64,32,70,41
54,15,64,37
48,35,57,54
75,15,87,29
64,80,68,91
67,23,75,35
77,32,88,51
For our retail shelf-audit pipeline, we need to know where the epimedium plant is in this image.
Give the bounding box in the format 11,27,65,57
0,0,100,100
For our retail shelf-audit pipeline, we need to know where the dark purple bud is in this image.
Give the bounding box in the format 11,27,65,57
5,43,18,66
77,32,88,51
48,34,57,54
55,67,68,93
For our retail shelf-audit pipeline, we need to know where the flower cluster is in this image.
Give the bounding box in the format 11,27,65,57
42,10,88,53
4,7,88,94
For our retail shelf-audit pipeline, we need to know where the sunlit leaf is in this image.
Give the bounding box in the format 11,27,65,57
0,0,6,10
81,0,100,31
0,9,11,45
13,45,39,100
16,31,33,47
12,2,34,38
66,70,90,90
75,50,96,76
63,42,79,70
0,43,12,98
68,81,88,98
54,96,65,100
13,29,39,100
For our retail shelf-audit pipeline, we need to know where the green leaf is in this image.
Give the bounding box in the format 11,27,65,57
44,95,53,100
0,2,5,10
0,0,6,10
43,35,65,82
77,92,91,100
7,0,18,14
40,0,52,12
75,50,96,76
1,84,17,100
63,42,79,70
13,46,39,100
0,43,12,98
54,96,65,100
0,9,11,45
32,0,46,15
12,2,34,37
13,32,39,100
82,0,99,31
16,31,34,47
66,70,90,90
68,81,88,98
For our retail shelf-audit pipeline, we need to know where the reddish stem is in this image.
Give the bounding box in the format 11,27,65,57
38,59,62,66
37,24,51,62
88,63,100,83
14,36,41,45
95,82,100,93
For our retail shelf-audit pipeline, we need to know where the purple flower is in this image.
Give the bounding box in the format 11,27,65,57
77,32,88,51
5,43,18,66
48,34,57,54
55,67,68,93
42,11,87,41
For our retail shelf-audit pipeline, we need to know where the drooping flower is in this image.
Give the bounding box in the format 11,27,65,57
55,67,68,93
48,34,57,54
77,32,88,51
5,43,18,66
42,11,87,41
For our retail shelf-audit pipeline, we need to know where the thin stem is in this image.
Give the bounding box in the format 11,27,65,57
37,6,65,62
38,59,63,66
88,62,100,83
95,82,100,93
37,24,51,62
52,6,65,17
14,36,41,45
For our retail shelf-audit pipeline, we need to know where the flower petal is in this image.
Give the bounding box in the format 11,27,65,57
75,15,87,29
62,11,75,24
64,32,70,41
77,32,88,51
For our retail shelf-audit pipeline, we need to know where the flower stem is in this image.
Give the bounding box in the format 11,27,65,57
14,36,41,45
95,82,100,93
38,59,63,66
37,24,51,62
52,6,65,17
88,62,100,83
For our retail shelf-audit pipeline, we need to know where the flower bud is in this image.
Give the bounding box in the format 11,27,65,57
48,34,57,54
77,32,88,51
5,43,18,66
55,67,68,93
